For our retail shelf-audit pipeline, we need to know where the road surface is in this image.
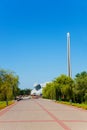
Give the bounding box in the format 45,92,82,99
0,98,87,130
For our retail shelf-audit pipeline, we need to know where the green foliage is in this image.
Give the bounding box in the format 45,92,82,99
0,69,19,105
0,101,14,110
43,75,74,101
56,101,87,110
54,75,74,101
74,71,87,103
42,83,53,99
19,88,31,95
84,93,87,104
42,71,87,104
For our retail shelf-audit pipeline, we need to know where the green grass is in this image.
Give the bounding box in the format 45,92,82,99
0,101,14,110
56,101,87,110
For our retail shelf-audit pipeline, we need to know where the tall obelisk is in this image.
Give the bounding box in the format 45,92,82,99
67,32,71,77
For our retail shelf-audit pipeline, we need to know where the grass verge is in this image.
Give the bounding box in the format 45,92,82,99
0,101,14,110
56,101,87,110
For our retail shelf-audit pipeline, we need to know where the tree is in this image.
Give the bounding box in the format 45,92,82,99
74,71,87,103
84,93,87,104
0,69,19,105
42,83,53,99
53,75,74,101
19,88,31,95
9,74,19,99
42,75,74,101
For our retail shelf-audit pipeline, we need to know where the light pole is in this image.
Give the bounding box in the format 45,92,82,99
67,32,71,77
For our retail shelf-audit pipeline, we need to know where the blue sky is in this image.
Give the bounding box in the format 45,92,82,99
0,0,87,89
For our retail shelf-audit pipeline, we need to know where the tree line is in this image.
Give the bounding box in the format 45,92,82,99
42,71,87,104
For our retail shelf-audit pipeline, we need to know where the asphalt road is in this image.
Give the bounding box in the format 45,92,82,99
0,98,87,130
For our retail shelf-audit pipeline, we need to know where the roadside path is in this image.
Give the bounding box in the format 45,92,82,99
0,98,87,130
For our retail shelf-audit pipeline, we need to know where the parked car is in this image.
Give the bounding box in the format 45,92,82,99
16,96,23,101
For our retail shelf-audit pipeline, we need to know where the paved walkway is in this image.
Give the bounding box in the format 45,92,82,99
0,98,87,130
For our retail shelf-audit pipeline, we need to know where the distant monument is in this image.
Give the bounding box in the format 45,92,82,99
67,32,71,77
31,84,42,96
35,84,41,91
31,83,47,96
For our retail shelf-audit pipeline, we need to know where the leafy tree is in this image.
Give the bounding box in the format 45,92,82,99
0,69,19,105
84,93,87,104
42,75,74,101
19,88,31,95
42,83,52,99
53,75,74,101
42,71,87,104
74,71,87,103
